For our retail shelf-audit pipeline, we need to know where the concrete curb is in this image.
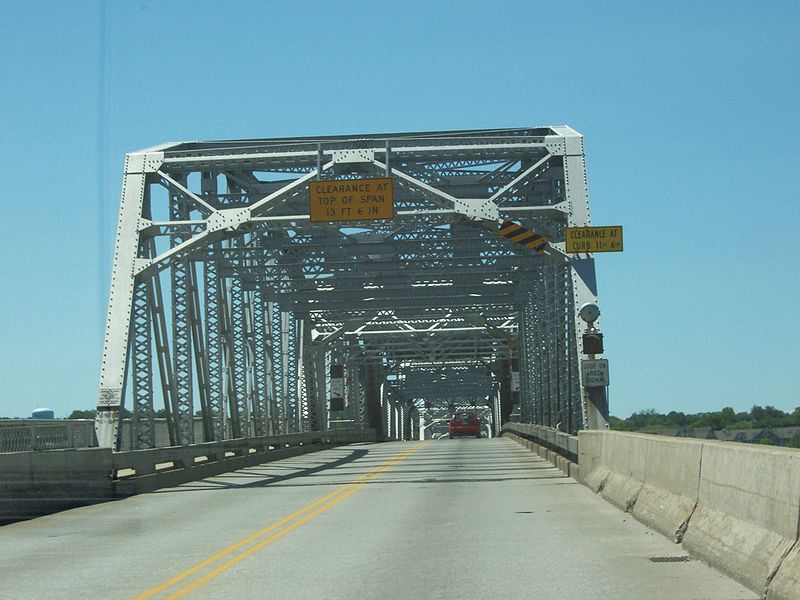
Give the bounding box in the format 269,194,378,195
501,432,576,478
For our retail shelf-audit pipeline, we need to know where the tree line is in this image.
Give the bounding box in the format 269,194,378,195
609,405,800,432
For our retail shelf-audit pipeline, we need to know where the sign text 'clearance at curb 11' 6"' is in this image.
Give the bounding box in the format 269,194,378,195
308,178,395,223
565,226,624,253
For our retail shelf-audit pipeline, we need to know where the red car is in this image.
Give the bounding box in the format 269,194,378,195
449,412,482,438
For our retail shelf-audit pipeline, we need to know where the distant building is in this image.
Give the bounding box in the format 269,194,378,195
645,425,800,447
31,408,55,420
647,427,716,439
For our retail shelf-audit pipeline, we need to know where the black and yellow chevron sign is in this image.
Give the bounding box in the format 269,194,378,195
499,220,548,253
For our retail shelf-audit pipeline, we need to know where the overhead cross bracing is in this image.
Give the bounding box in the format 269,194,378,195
95,126,603,449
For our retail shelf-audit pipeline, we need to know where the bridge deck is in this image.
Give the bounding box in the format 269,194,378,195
0,439,755,599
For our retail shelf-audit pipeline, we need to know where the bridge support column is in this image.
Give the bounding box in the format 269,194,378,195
491,385,502,436
562,131,607,430
269,303,302,433
300,318,323,432
96,152,159,448
131,277,155,449
498,359,513,428
168,175,195,445
203,249,227,440
362,364,384,437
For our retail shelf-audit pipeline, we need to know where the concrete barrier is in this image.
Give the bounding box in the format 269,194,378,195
770,543,800,599
0,448,113,525
681,443,800,597
579,431,703,542
577,430,605,491
115,444,330,495
578,430,800,599
1,428,376,525
633,435,703,543
591,431,647,513
501,428,576,477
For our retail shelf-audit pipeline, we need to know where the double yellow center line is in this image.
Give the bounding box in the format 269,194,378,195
133,440,429,599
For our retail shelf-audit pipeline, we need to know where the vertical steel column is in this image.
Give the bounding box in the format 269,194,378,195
383,389,391,440
555,262,570,430
348,346,365,426
381,386,390,440
492,384,502,436
395,402,402,441
219,276,241,438
565,276,581,434
230,274,250,437
297,319,308,432
168,175,194,445
269,301,286,434
520,286,532,424
560,129,603,430
251,289,269,436
363,364,384,435
533,266,547,426
498,358,512,427
518,285,533,425
201,168,227,439
353,363,364,427
147,263,178,446
204,252,226,440
258,292,278,435
541,262,553,428
284,311,299,432
131,185,155,449
300,318,321,432
188,263,212,442
96,151,159,448
243,290,260,436
319,348,331,430
131,277,154,449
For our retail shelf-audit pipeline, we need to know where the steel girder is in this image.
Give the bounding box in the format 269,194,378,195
203,249,226,441
95,127,604,447
131,278,154,448
168,176,194,445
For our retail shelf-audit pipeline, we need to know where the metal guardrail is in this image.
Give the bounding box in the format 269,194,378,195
502,423,578,463
0,422,96,453
111,428,376,478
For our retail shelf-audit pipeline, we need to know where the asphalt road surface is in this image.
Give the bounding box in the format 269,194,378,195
0,439,757,599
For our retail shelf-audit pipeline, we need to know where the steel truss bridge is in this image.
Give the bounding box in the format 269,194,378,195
94,126,607,449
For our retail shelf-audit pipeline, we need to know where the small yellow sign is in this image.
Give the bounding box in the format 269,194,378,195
308,178,394,222
565,226,624,253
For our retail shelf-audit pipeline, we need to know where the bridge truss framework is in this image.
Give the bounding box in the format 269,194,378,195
95,126,606,448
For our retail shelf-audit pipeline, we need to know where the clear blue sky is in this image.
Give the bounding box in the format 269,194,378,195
1,1,797,419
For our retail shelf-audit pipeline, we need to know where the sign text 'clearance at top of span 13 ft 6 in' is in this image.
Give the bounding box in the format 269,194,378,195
308,178,394,223
565,226,624,253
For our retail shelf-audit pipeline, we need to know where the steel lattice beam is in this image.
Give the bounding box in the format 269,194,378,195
95,127,606,446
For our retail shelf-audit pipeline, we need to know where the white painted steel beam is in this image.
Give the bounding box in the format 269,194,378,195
95,127,607,446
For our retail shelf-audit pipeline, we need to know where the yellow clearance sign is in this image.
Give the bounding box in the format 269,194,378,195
308,178,394,222
565,226,624,253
